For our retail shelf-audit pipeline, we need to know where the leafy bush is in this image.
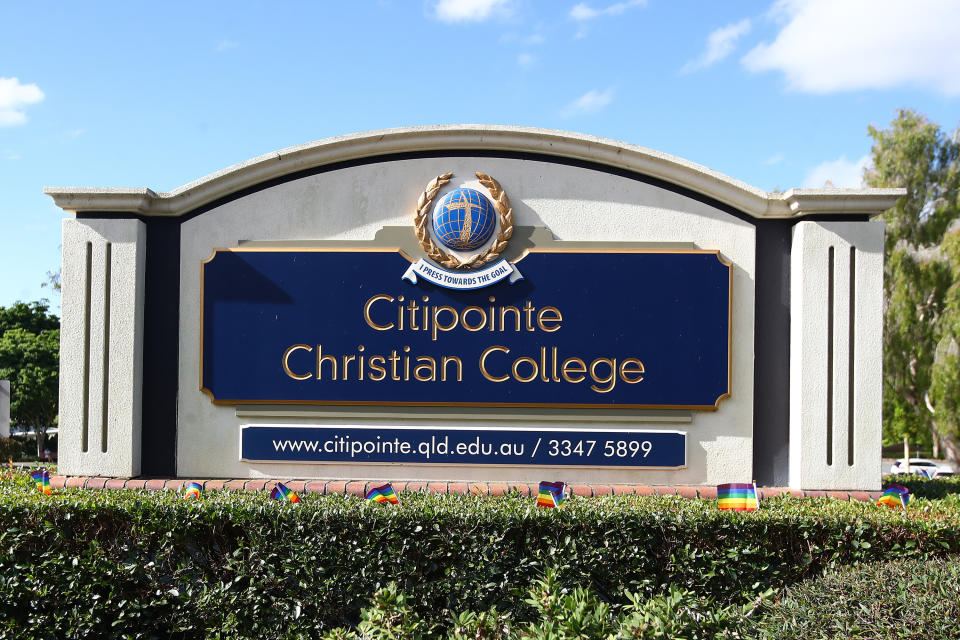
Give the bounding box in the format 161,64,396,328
1,474,959,638
0,439,18,462
752,554,960,639
321,569,766,639
884,472,960,499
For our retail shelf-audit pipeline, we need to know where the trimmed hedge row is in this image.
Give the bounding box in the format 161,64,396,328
322,554,960,639
755,554,960,639
1,474,959,638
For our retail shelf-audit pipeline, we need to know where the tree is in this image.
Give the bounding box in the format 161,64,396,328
0,301,59,336
42,269,61,293
0,302,59,457
864,109,960,457
930,224,960,460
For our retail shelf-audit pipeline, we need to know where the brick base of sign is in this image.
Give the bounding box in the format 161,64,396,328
47,476,886,502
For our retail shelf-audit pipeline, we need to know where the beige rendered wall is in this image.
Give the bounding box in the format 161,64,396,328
176,156,756,484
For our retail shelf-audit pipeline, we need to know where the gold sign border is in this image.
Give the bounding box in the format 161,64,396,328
200,246,732,411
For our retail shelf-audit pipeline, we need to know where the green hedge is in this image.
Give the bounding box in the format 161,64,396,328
1,475,959,638
322,554,960,639
754,554,960,639
883,473,960,499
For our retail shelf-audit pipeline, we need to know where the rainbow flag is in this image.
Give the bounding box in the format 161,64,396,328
717,483,758,511
30,470,51,495
878,484,910,509
183,482,202,500
365,483,399,504
270,482,301,503
537,481,566,508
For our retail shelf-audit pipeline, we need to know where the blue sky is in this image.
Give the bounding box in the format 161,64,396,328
2,0,959,311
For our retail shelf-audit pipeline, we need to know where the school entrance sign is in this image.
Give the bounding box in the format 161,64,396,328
46,126,902,489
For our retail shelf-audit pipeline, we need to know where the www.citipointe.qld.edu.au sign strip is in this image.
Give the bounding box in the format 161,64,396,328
240,425,687,468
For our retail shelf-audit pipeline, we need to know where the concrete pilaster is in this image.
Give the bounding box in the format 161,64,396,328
59,218,146,476
0,380,9,439
789,221,884,490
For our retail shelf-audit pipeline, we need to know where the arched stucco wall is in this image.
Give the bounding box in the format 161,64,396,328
48,126,903,488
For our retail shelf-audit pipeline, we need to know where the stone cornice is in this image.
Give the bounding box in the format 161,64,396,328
45,125,905,219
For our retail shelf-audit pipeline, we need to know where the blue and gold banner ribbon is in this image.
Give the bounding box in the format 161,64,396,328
402,258,523,290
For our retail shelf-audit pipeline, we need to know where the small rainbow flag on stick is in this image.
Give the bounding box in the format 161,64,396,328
717,483,759,511
365,483,399,504
537,481,566,508
878,484,910,509
183,482,202,500
30,470,51,495
270,482,301,503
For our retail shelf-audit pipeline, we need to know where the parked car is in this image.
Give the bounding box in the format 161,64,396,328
889,458,956,477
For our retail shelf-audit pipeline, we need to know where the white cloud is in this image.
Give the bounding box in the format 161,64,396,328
764,152,785,166
216,39,239,52
569,0,645,21
501,32,547,45
2,149,21,161
802,154,870,188
517,53,536,69
561,87,615,117
434,0,510,22
0,77,44,127
742,0,960,94
682,19,751,73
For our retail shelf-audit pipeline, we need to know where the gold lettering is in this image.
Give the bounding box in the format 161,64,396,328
431,305,459,341
561,357,586,383
590,357,616,393
461,306,487,331
363,295,394,330
388,350,401,380
407,300,420,330
282,344,313,380
479,345,510,382
537,307,563,332
512,356,539,383
441,356,463,382
523,301,536,331
499,306,521,331
369,356,387,381
414,356,437,382
342,355,356,380
316,345,337,380
619,358,645,383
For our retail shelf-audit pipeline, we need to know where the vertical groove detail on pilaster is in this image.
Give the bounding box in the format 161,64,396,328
101,243,112,453
81,241,92,453
826,246,834,467
848,246,856,466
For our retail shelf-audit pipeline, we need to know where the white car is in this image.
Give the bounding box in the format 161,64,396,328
889,458,956,478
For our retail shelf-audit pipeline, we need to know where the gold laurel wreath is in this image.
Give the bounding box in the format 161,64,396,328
414,172,514,270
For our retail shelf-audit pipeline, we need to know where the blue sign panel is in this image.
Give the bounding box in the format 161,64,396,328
241,425,686,468
202,249,730,409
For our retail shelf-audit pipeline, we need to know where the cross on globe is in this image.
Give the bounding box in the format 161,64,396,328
432,188,496,251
